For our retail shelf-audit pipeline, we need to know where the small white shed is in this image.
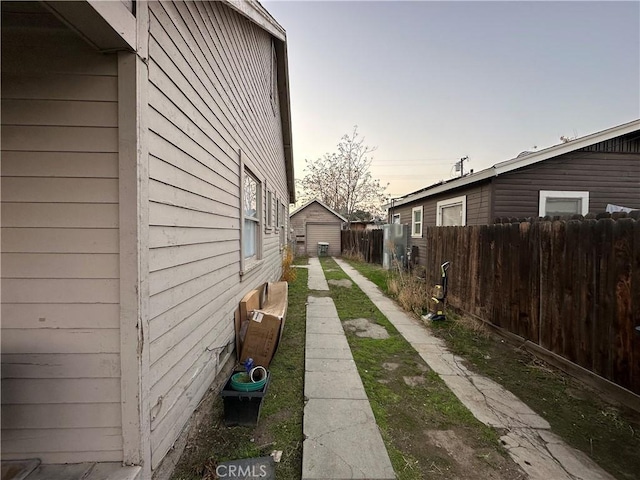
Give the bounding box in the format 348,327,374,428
289,199,346,256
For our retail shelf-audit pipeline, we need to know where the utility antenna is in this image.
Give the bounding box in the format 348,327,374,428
455,156,469,177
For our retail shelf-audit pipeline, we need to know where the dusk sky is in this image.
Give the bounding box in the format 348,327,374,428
264,1,640,198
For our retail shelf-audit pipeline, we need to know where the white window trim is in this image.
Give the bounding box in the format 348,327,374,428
436,195,467,226
240,156,263,276
411,206,423,238
392,213,401,224
539,190,589,217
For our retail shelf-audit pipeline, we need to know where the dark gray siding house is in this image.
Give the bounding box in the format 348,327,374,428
389,120,640,267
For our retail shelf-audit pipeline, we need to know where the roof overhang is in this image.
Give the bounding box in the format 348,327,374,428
389,118,640,209
290,199,348,223
224,1,295,203
44,0,136,52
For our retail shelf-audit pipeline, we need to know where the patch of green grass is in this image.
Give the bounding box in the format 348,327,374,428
346,258,640,480
320,257,510,480
292,255,308,266
343,260,391,294
171,268,308,480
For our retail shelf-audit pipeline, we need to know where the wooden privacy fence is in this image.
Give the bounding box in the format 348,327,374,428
423,218,640,396
341,229,384,264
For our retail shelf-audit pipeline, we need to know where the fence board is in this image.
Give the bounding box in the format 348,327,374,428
422,217,640,395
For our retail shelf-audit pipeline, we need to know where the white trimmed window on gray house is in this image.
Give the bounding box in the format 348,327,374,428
436,195,466,226
411,206,423,237
539,190,589,217
392,213,401,224
243,169,261,264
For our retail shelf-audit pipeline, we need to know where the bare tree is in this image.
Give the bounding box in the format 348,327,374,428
299,127,389,221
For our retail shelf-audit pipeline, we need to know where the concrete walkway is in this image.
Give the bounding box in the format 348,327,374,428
307,257,329,291
302,260,394,480
334,258,615,480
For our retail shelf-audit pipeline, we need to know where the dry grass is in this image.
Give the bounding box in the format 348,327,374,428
342,247,365,262
280,246,297,283
387,262,430,316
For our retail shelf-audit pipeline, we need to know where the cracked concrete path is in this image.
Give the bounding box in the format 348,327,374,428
334,257,615,480
303,295,394,480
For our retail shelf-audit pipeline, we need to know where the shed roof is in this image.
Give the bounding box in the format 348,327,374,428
290,199,348,223
390,118,640,209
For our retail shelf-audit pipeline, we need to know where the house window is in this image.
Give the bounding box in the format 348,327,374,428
243,170,261,261
539,191,589,217
436,195,466,226
411,206,423,237
392,214,401,224
266,190,273,229
279,201,286,249
271,41,278,115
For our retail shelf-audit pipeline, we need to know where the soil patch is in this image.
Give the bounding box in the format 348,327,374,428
328,278,352,288
403,375,425,387
343,318,390,339
425,429,527,479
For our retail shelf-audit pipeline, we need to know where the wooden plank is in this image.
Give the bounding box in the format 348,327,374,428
1,99,117,127
1,303,119,329
1,253,119,279
149,239,237,272
612,219,634,390
1,403,121,429
2,329,120,354
149,179,237,218
148,274,237,344
149,250,237,295
2,279,119,303
1,73,118,101
149,133,240,193
1,203,119,228
581,220,596,371
1,353,120,378
2,44,117,76
148,262,237,319
149,153,238,204
1,450,122,464
2,378,121,404
594,219,615,379
1,151,118,178
1,428,122,453
1,228,119,254
149,225,238,249
149,201,239,229
1,126,118,153
2,177,118,203
631,220,640,394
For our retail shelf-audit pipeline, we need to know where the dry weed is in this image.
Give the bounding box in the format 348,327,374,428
342,248,365,262
280,246,297,283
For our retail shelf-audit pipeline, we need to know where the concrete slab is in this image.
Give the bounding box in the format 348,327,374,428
306,317,345,335
305,347,353,360
304,370,367,399
306,358,357,373
308,257,329,291
302,399,395,480
306,333,350,350
308,296,334,305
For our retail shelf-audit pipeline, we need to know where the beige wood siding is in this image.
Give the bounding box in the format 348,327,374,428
306,223,342,256
146,1,289,468
492,151,640,218
1,6,122,464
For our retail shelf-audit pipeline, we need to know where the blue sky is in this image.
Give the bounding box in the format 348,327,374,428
264,1,640,197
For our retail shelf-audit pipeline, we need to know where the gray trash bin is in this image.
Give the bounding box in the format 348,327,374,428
317,242,329,257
